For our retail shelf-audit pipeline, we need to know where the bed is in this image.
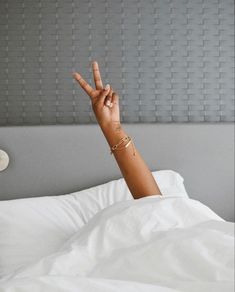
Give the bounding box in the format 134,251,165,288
0,123,234,292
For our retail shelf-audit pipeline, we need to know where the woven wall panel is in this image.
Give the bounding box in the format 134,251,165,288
0,0,234,125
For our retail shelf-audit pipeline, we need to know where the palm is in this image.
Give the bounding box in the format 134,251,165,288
93,89,119,120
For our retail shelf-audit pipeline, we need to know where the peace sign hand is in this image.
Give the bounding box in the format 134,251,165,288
73,61,120,129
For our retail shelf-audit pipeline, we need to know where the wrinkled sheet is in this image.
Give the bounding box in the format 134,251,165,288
0,196,234,292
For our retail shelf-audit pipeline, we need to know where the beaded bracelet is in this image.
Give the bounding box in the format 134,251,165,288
110,136,135,156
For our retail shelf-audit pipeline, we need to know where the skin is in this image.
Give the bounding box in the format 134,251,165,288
73,61,162,199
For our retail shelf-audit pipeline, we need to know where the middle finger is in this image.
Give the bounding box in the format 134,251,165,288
92,61,103,90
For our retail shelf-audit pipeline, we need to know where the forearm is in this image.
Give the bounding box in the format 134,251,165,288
101,122,162,199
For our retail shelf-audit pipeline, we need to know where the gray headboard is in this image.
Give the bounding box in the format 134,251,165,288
0,0,234,125
0,123,234,221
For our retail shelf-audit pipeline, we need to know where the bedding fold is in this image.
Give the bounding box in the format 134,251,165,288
0,196,233,292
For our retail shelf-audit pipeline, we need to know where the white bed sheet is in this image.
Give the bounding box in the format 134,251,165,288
0,196,234,292
0,170,188,278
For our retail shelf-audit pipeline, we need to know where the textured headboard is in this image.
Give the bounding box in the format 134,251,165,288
0,0,234,125
0,123,234,221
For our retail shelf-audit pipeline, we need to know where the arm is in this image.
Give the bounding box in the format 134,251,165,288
73,61,162,199
101,122,162,199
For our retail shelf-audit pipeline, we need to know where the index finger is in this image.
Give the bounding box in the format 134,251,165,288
73,72,94,97
92,61,103,90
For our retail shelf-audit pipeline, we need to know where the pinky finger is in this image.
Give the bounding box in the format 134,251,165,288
111,92,119,106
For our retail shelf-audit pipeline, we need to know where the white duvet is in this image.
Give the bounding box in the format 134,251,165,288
0,196,234,292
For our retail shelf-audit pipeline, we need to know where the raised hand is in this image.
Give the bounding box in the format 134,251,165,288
73,61,162,199
73,61,120,129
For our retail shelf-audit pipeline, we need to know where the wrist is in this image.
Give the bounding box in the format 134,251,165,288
100,121,122,135
100,121,126,147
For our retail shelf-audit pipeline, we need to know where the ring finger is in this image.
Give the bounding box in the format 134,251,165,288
105,87,114,107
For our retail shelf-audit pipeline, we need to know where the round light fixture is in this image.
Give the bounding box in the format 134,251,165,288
0,149,10,172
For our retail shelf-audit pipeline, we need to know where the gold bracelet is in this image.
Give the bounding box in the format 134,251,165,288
110,136,130,152
110,136,135,156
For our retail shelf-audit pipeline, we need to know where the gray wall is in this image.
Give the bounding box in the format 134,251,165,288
0,0,234,125
0,124,234,222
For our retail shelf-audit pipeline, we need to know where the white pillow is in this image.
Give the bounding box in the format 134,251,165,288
0,170,188,277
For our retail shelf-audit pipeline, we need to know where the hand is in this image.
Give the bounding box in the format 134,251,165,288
73,61,120,129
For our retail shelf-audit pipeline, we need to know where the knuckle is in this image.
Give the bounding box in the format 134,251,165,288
92,100,98,108
92,100,101,110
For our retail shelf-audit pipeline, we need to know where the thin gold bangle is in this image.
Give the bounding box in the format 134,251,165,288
110,136,135,156
110,136,130,153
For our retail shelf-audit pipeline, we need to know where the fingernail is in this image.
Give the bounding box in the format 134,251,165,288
105,84,110,90
106,100,111,106
73,72,80,79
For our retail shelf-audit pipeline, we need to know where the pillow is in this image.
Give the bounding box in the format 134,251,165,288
0,170,188,277
152,170,188,198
